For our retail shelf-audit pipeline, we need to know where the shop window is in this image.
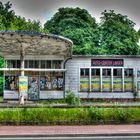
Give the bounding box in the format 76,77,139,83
124,69,133,77
46,60,51,68
102,69,111,91
29,60,34,68
25,60,28,68
124,69,133,92
80,68,90,92
10,60,16,68
113,69,122,91
17,60,20,68
34,60,39,68
91,69,100,91
52,60,62,69
103,69,111,76
41,60,46,68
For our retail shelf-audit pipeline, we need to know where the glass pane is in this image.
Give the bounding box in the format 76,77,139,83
113,69,122,91
124,69,133,92
29,60,34,68
34,60,39,68
52,60,61,69
102,69,111,92
91,69,100,92
17,60,20,68
25,60,28,68
80,68,89,92
41,60,45,68
10,60,16,68
46,60,51,68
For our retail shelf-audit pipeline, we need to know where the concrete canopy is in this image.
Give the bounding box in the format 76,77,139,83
0,31,73,58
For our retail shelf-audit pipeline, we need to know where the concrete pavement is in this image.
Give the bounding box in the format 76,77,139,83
0,125,139,137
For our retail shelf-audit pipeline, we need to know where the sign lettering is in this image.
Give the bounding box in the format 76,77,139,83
91,59,123,67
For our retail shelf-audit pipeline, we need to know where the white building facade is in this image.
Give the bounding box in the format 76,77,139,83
0,31,140,100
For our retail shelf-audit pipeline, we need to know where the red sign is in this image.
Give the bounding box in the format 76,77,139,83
91,59,123,67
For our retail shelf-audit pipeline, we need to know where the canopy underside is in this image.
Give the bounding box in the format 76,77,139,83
0,31,73,58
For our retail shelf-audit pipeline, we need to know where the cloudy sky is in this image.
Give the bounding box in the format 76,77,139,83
1,0,140,30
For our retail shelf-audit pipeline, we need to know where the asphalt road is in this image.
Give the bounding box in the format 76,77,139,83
0,136,140,140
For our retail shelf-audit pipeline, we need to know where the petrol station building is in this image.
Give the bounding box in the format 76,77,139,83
0,31,140,100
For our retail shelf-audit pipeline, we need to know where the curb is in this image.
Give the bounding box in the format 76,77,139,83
0,133,140,137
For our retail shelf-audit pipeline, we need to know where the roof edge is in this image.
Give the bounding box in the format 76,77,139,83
72,55,140,58
0,30,73,46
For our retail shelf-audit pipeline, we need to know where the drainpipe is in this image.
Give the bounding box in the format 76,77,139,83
63,57,72,99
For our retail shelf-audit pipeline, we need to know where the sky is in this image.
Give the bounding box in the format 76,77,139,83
1,0,140,30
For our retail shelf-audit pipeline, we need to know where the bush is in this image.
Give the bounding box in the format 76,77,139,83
65,90,81,106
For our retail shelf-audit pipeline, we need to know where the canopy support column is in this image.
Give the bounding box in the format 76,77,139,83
19,46,25,105
20,46,25,76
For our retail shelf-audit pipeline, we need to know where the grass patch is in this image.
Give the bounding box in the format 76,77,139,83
0,96,3,102
0,107,139,125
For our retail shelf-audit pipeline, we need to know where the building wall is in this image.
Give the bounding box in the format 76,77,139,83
65,56,140,99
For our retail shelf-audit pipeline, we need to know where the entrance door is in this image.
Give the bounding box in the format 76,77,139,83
102,68,111,92
28,76,39,100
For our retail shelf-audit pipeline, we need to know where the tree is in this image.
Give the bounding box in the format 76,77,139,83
9,16,42,32
0,1,15,30
44,7,99,54
99,10,139,55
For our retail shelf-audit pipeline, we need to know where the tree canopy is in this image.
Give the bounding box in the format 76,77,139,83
44,7,99,55
44,8,140,55
99,10,139,55
0,1,42,32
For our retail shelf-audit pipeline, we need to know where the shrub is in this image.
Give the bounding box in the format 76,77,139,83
88,107,103,121
65,90,81,106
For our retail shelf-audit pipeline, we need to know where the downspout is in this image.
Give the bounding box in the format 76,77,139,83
63,57,72,99
63,39,73,99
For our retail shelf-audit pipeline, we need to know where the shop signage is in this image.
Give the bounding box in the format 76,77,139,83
19,76,28,96
91,59,123,67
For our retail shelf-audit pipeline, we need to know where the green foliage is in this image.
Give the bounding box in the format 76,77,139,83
44,8,139,55
88,107,103,121
0,1,15,30
99,10,139,55
44,7,97,33
44,7,98,55
0,1,42,32
138,29,140,38
9,16,42,32
65,90,81,106
0,57,4,95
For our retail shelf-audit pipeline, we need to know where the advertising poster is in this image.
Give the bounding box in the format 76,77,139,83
4,76,19,98
19,76,28,96
137,69,140,78
28,76,39,100
137,81,140,91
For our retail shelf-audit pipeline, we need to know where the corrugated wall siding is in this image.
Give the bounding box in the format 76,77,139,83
65,56,140,99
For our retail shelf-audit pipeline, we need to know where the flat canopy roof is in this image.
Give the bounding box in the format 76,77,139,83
0,31,73,58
